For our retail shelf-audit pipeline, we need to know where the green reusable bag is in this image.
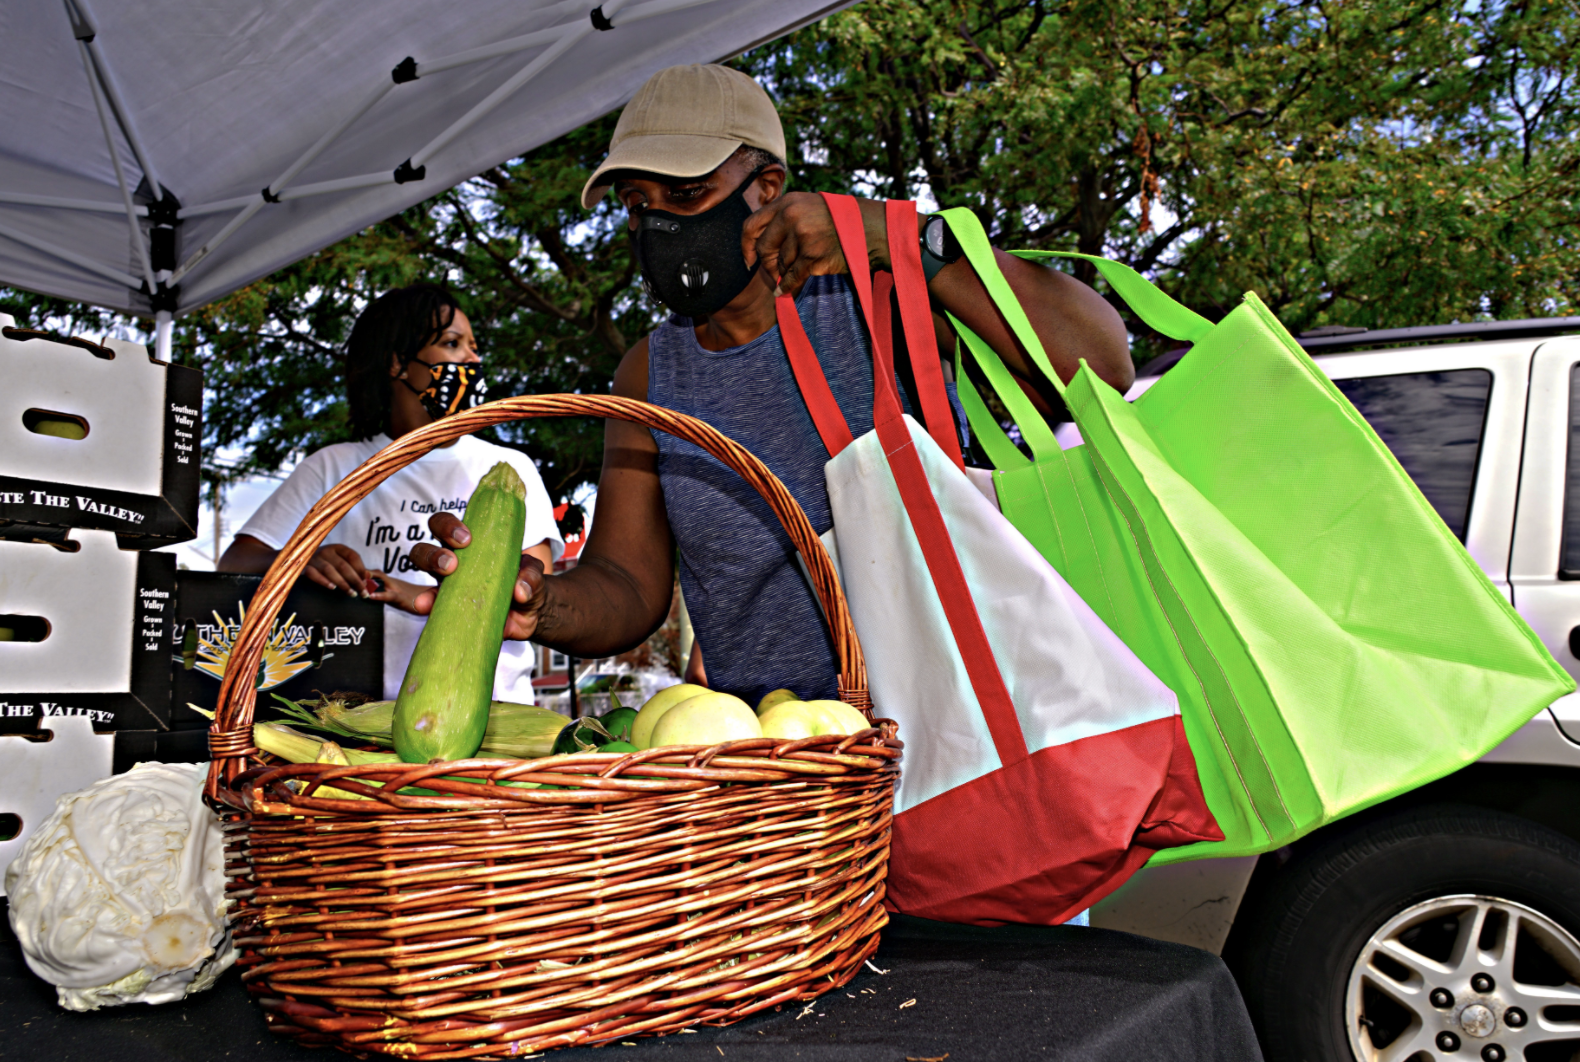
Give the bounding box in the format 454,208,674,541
940,207,1574,862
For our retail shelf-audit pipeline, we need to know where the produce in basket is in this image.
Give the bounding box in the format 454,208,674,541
756,687,800,714
392,461,527,763
628,682,707,747
252,719,399,766
599,702,638,742
758,698,872,740
4,762,233,1011
271,692,564,758
552,714,615,754
648,691,762,747
249,722,539,794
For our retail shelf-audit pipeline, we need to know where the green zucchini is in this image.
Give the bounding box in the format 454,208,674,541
393,461,527,762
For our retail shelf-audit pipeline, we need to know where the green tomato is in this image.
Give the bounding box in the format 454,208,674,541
551,716,613,755
599,706,639,743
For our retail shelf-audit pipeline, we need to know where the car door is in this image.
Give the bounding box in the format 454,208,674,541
1508,336,1580,738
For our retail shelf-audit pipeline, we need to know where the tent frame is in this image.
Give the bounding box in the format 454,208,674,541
0,0,739,357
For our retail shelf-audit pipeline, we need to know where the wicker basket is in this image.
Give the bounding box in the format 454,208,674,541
205,395,901,1058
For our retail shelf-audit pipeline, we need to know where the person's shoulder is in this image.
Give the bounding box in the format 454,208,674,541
613,335,650,400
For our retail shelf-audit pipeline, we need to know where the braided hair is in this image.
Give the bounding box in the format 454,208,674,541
345,284,460,440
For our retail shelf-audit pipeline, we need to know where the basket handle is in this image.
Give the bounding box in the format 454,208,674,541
205,394,868,800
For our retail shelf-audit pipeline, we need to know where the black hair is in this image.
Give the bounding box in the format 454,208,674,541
345,283,460,440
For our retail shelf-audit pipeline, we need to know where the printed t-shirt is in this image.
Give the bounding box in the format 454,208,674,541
236,434,563,701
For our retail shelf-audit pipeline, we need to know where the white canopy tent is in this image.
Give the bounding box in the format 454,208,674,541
0,0,847,358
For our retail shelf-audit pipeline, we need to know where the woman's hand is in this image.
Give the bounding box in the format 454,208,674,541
407,512,550,640
302,544,377,598
741,193,886,298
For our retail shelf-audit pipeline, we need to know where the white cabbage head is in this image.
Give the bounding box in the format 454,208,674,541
3,761,234,1011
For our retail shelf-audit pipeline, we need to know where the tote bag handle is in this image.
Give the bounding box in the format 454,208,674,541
936,207,1213,403
937,208,1212,467
775,199,965,469
779,194,1031,768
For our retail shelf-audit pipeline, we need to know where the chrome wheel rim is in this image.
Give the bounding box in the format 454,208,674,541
1346,894,1580,1061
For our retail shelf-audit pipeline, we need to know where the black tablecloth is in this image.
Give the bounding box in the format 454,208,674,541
1,905,1262,1062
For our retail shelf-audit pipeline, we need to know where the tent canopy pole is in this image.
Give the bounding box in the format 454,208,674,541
80,39,156,294
65,0,167,203
0,192,146,215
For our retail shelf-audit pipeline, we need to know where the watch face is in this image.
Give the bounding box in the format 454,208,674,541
925,216,947,257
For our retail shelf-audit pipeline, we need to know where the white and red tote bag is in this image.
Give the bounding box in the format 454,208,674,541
777,195,1220,925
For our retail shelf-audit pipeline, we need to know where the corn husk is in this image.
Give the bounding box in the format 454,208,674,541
251,721,539,794
272,695,564,759
253,722,401,766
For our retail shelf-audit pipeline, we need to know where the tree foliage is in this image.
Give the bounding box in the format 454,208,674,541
2,0,1576,501
756,0,1579,332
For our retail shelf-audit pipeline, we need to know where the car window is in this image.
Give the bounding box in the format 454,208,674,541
1560,364,1580,577
1333,370,1492,542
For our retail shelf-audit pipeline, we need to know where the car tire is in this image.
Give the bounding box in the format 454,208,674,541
1225,804,1580,1062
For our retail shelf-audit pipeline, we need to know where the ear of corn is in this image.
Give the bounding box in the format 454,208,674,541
254,722,401,766
252,722,541,794
394,462,527,763
272,694,565,760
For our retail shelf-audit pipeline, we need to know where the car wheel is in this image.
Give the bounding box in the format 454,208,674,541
1226,804,1580,1062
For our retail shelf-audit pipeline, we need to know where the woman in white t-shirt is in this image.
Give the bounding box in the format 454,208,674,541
219,284,563,701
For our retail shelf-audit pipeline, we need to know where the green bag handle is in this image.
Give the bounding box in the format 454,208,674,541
937,207,1214,402
949,312,1059,468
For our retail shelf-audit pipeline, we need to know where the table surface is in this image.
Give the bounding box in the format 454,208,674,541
2,905,1263,1062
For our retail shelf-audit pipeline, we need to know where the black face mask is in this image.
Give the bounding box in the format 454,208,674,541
632,168,764,319
401,362,488,420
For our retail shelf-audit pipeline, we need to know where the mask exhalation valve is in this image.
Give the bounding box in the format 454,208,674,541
679,259,710,292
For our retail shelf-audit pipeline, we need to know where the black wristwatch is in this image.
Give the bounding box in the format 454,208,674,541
920,214,964,283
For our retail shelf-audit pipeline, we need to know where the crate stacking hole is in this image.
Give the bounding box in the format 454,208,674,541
22,408,89,441
0,615,50,642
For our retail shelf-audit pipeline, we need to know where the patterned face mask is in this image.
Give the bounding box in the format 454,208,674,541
402,361,488,420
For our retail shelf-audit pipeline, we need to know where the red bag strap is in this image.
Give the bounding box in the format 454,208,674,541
777,294,856,457
885,200,966,470
821,192,1029,767
778,196,965,468
872,269,900,425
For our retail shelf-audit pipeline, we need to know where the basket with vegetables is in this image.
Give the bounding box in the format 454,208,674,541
204,395,901,1059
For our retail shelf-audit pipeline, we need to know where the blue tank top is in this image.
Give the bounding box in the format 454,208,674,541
647,274,965,705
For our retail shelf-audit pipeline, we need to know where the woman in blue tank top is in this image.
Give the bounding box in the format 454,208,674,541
402,65,1135,709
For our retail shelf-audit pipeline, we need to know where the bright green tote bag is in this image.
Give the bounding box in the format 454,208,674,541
939,207,1574,862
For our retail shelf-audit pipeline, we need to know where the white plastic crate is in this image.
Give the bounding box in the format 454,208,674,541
0,313,201,547
0,530,174,732
0,716,116,897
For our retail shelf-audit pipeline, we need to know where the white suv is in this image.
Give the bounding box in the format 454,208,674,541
1085,319,1580,1062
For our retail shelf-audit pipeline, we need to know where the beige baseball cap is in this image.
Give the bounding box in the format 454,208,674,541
580,64,786,209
